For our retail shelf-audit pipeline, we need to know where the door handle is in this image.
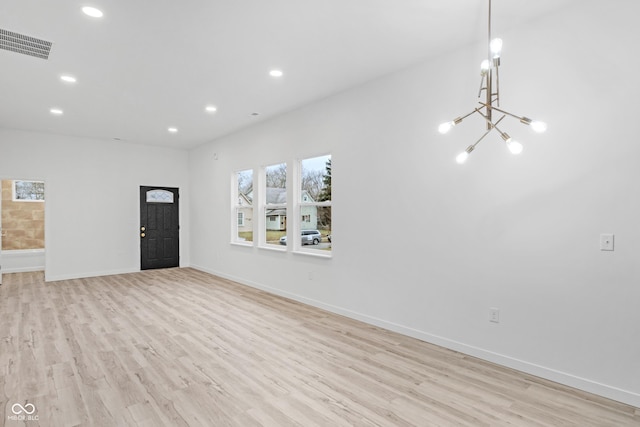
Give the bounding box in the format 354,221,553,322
140,226,146,231
140,233,146,238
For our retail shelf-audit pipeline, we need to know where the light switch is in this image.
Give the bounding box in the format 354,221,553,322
489,308,500,323
600,234,614,251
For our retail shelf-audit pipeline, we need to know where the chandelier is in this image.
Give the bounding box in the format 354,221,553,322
438,0,546,164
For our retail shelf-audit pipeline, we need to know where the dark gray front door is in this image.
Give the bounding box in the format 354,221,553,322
140,186,179,270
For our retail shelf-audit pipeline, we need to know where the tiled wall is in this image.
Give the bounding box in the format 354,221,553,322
1,180,45,250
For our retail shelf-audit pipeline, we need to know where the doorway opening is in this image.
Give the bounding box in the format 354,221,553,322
1,179,46,285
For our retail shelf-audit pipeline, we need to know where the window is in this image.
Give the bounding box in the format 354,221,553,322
232,156,332,256
299,155,331,253
233,169,253,243
264,163,287,247
13,180,45,202
146,189,174,203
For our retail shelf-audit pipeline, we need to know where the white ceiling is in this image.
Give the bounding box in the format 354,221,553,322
0,0,578,150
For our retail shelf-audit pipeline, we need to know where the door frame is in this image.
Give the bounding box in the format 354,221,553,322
0,183,2,285
139,186,180,270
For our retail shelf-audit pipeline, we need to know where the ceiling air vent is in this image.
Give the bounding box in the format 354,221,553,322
0,28,52,60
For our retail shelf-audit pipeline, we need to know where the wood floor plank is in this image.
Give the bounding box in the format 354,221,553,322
0,269,638,426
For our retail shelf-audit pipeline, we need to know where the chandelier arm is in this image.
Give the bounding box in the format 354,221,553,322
490,118,514,143
478,74,486,98
478,114,516,146
470,126,495,150
478,102,529,123
492,124,509,140
452,108,483,126
460,108,482,121
495,66,500,107
476,110,506,129
469,110,502,149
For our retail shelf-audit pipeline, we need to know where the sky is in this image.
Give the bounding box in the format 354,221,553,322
301,154,330,173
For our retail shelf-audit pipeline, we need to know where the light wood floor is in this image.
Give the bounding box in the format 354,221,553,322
0,269,638,426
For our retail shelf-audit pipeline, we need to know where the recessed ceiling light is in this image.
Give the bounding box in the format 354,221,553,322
60,75,77,83
82,6,103,18
168,127,178,133
269,69,283,78
50,108,63,115
205,105,217,113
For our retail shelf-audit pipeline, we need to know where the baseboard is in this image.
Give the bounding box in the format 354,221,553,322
2,266,45,273
1,249,45,274
190,264,640,408
44,267,140,282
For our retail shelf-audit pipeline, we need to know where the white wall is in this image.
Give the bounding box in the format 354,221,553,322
0,130,190,281
189,1,640,407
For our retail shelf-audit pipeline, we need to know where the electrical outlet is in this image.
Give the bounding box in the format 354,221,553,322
489,308,500,323
600,234,614,251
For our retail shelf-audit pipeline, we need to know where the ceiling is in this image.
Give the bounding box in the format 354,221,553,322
0,0,578,150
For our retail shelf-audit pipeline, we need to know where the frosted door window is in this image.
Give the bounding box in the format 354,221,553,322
146,190,174,203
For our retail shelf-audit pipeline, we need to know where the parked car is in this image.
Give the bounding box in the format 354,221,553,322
279,230,322,245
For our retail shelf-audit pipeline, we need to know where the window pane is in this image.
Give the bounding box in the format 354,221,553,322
264,163,286,246
13,180,45,201
236,208,253,242
301,155,331,202
298,206,332,252
236,169,253,243
265,163,286,194
266,208,287,245
237,170,253,198
146,189,173,203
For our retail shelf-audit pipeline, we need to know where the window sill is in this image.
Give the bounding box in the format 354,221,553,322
230,241,254,248
292,249,332,259
258,244,287,253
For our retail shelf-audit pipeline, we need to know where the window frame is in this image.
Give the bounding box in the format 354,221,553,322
260,162,287,250
231,168,254,246
292,154,332,257
12,180,45,202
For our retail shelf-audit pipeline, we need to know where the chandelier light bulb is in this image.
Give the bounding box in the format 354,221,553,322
439,121,455,134
456,145,474,164
480,59,491,73
490,38,503,58
456,151,470,164
531,121,547,133
507,139,524,155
